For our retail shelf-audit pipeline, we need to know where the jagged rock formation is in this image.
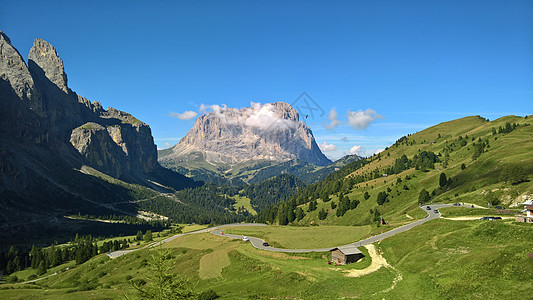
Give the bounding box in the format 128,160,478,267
160,102,331,167
0,31,195,233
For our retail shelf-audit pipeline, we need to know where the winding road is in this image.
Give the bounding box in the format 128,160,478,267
106,203,471,257
210,203,471,252
24,203,473,284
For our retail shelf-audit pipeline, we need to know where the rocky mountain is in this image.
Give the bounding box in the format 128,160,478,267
159,102,332,183
0,31,197,239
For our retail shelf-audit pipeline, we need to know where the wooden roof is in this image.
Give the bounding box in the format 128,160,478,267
332,245,362,256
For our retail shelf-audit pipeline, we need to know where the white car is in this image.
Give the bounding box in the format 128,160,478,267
242,236,249,242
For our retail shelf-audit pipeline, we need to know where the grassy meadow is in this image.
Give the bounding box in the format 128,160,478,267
2,217,532,299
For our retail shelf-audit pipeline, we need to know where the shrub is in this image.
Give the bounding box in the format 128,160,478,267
198,289,219,300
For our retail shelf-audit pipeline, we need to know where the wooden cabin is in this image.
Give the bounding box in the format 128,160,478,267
330,245,363,265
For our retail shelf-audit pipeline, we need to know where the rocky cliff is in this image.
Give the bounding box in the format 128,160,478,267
159,102,331,167
0,31,195,231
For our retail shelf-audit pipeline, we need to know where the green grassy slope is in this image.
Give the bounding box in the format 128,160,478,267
3,218,532,299
260,115,533,227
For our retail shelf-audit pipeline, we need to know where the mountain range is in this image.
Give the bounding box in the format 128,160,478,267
158,102,360,184
0,31,197,241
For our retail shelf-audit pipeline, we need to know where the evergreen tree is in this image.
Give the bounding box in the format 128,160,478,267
318,208,327,220
439,173,448,188
350,199,360,210
144,230,153,242
130,247,196,299
295,207,305,221
137,230,144,241
376,192,388,205
363,191,370,200
418,189,431,204
37,261,47,276
308,200,317,212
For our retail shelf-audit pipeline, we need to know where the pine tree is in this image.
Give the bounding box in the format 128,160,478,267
318,208,327,220
144,230,153,242
418,189,430,204
129,247,195,299
439,173,448,188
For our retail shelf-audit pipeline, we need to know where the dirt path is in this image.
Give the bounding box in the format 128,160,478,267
343,244,390,277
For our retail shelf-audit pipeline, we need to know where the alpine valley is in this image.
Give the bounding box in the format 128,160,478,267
0,30,532,300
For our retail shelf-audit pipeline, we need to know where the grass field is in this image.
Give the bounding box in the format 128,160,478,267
230,195,257,215
223,225,372,248
2,217,533,299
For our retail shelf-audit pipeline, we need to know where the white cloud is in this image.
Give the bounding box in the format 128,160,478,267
164,142,171,147
168,110,198,120
374,148,385,155
199,102,299,131
199,104,227,113
322,107,342,130
349,145,365,155
341,137,349,142
347,108,384,130
318,141,337,152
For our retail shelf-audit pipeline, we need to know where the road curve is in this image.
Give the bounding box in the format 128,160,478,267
211,203,472,252
107,223,266,258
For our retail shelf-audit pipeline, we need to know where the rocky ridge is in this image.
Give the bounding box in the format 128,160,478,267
160,102,331,167
0,31,195,230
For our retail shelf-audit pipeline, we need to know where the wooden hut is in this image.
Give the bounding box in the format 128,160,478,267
330,245,363,265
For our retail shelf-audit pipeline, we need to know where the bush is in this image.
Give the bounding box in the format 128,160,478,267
7,275,18,283
198,289,219,300
27,274,37,280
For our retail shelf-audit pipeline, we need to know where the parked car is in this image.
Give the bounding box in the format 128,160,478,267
495,206,505,209
480,216,502,221
262,242,269,247
434,209,439,213
242,236,249,242
426,206,431,210
453,203,461,206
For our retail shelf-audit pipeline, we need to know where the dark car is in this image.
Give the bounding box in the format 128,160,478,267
495,206,505,209
480,217,491,220
492,216,502,220
262,242,269,247
453,203,461,206
426,206,431,210
434,209,439,213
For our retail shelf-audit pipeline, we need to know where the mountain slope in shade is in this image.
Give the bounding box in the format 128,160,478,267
0,31,198,239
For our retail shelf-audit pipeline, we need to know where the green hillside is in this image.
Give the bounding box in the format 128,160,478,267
259,115,533,226
3,219,532,299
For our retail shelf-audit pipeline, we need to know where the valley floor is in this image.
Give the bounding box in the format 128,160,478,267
2,205,532,299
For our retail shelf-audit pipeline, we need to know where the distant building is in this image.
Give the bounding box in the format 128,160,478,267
515,200,533,223
330,245,363,265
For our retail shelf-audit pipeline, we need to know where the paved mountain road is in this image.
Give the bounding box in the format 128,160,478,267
211,203,472,252
107,203,473,257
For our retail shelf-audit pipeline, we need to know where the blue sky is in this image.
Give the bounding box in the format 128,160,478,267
2,0,532,159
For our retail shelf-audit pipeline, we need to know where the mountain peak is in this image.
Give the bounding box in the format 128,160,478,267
0,31,11,44
160,102,331,166
28,38,68,92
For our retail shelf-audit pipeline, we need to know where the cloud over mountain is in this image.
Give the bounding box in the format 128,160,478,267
318,141,337,152
168,110,198,120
